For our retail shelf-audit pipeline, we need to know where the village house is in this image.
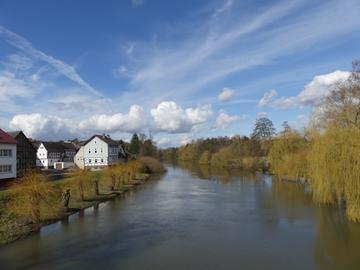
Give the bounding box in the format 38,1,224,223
7,131,37,176
36,142,77,169
0,129,17,180
75,134,127,170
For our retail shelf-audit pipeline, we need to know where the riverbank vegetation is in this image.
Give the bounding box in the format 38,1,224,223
163,60,360,222
0,157,165,245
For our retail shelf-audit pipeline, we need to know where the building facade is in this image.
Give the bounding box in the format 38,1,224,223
0,129,17,179
74,135,126,170
36,142,76,169
7,131,36,176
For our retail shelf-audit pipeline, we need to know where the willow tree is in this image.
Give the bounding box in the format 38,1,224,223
308,60,360,221
72,169,92,200
198,150,211,165
9,171,62,223
268,130,309,181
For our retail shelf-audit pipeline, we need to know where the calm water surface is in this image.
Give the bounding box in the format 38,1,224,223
1,164,360,270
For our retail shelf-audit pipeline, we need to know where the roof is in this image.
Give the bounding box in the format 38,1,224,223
7,130,37,151
84,134,119,147
0,129,18,144
6,131,21,138
60,142,77,151
42,142,66,153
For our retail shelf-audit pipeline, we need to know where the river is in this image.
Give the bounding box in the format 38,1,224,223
1,164,360,270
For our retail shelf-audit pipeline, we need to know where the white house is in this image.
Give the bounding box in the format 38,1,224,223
36,142,76,169
0,129,17,179
74,134,126,170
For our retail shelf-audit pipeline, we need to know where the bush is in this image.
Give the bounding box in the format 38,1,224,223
139,157,165,173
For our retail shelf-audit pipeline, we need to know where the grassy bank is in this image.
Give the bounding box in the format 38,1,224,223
0,157,165,246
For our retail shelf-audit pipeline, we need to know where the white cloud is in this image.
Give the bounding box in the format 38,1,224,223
150,101,212,133
258,89,277,107
179,133,193,145
272,70,351,109
213,112,240,130
120,0,360,106
257,112,268,118
218,87,235,102
79,105,146,133
9,114,76,140
156,137,172,148
113,66,130,78
131,0,143,8
0,25,103,97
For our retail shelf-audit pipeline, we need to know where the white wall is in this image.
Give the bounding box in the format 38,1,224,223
84,137,109,168
74,146,85,169
36,143,48,168
0,143,17,179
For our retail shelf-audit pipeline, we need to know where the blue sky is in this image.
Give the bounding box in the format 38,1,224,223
0,0,359,147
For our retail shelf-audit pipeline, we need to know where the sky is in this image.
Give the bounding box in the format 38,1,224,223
0,0,359,147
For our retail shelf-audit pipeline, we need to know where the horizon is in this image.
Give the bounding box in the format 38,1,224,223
1,0,359,147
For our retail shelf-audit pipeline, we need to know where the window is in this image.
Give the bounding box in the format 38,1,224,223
101,159,104,163
0,149,12,157
95,149,97,154
0,165,12,173
95,159,97,163
88,149,91,154
88,159,91,163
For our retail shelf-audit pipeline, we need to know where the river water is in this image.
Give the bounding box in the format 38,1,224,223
1,164,360,270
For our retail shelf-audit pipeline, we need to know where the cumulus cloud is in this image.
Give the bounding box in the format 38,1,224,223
218,87,235,102
272,70,351,109
150,101,212,133
179,134,193,145
258,89,277,107
9,114,76,140
79,105,145,133
213,112,240,130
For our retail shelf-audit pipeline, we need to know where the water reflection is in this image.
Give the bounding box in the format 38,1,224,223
1,165,360,270
181,162,360,270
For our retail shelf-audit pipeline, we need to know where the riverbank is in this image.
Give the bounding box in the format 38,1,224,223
0,157,165,246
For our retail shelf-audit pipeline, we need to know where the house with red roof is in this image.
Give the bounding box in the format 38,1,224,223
0,128,17,179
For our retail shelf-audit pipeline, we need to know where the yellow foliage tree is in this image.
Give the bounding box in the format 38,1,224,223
9,171,62,223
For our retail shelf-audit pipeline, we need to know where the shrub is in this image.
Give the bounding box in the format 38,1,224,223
139,157,165,173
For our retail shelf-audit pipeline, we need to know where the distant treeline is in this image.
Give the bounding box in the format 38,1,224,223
162,60,360,222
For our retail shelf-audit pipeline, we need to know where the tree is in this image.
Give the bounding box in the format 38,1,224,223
9,171,61,223
141,139,156,157
315,60,360,129
129,133,140,155
251,117,276,140
280,121,292,134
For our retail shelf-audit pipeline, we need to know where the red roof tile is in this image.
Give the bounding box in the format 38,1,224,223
0,129,18,144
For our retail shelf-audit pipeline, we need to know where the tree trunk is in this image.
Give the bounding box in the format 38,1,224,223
62,189,71,210
79,183,84,201
93,180,99,195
